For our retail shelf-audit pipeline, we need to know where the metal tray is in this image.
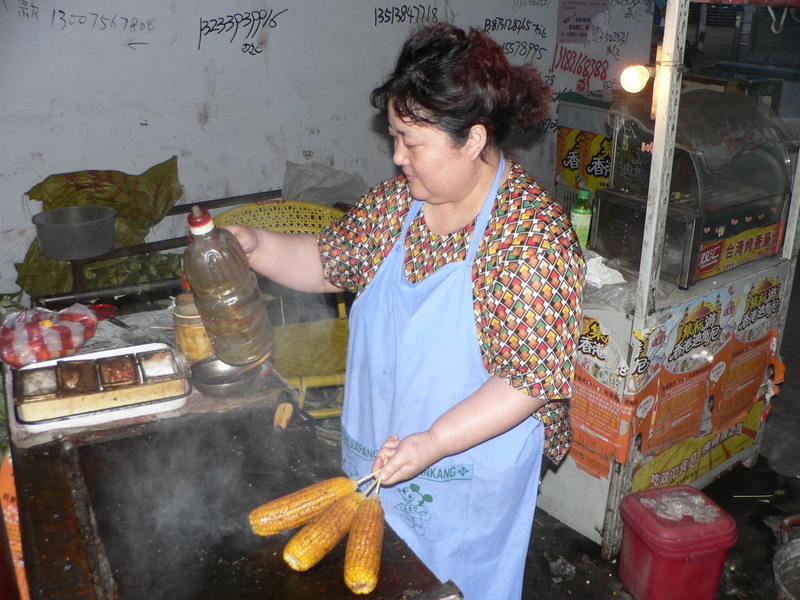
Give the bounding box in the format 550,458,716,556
12,343,190,425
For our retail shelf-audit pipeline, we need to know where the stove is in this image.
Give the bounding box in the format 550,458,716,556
12,374,448,599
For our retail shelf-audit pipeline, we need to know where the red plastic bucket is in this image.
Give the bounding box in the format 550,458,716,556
619,485,737,600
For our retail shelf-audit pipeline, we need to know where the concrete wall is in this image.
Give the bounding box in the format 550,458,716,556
0,0,653,295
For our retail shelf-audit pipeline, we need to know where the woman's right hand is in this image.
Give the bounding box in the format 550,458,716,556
373,431,445,486
374,434,401,472
223,225,261,259
219,224,338,294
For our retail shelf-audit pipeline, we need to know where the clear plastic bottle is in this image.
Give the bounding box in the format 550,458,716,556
182,206,273,366
570,189,592,248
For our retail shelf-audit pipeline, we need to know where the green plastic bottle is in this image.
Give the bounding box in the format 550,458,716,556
570,189,592,248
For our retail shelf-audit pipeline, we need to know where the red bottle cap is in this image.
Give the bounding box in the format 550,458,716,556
188,206,214,235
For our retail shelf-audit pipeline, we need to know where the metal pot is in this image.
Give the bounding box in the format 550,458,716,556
774,514,800,600
190,356,261,397
33,205,116,261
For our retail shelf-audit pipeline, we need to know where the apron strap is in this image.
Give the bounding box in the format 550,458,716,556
466,154,505,263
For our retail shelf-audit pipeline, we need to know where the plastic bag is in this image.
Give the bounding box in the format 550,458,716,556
0,304,98,368
640,489,721,523
16,156,183,297
283,161,367,207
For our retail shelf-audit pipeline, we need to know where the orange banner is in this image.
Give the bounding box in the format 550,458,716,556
0,456,30,600
569,267,786,483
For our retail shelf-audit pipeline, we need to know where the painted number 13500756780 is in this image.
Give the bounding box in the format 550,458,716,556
51,10,155,32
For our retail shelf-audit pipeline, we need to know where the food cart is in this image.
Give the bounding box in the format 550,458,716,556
538,0,800,558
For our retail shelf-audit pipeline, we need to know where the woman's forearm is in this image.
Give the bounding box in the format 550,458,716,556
429,375,547,457
375,376,548,485
224,225,340,294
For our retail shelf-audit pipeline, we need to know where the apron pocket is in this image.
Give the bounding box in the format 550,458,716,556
384,461,474,543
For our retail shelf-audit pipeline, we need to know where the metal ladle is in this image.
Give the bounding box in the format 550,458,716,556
190,353,270,397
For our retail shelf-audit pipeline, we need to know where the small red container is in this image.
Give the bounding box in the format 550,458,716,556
619,485,737,600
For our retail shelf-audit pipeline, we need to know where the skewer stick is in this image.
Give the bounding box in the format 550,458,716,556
365,477,382,497
357,470,381,485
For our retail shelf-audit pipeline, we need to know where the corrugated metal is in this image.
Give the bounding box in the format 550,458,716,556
689,3,743,25
692,0,800,6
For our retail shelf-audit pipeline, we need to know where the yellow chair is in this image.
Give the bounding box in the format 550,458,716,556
214,200,348,420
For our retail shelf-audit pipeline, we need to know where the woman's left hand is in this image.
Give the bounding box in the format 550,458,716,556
373,431,445,486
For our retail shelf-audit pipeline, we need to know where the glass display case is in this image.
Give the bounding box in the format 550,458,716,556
590,89,795,289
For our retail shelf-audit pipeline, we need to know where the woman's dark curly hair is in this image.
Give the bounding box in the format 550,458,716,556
371,23,551,157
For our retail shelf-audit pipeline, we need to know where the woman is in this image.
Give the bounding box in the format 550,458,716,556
229,23,584,600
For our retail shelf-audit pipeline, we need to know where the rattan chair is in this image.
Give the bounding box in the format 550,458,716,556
214,200,347,420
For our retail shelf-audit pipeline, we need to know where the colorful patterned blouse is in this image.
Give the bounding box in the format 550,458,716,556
318,161,585,464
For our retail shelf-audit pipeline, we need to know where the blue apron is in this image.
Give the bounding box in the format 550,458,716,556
341,157,543,600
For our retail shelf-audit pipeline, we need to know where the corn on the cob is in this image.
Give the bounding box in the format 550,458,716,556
249,476,357,536
283,491,365,571
344,494,384,594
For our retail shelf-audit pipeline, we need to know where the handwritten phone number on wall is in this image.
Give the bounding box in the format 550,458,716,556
550,44,609,92
484,18,545,37
199,9,288,49
523,117,559,137
374,5,438,26
51,10,155,32
594,30,629,46
503,40,546,61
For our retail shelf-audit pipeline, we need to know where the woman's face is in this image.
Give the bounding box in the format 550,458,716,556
388,103,478,205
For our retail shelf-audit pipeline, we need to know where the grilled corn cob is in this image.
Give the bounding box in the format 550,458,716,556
249,476,358,536
283,491,365,571
344,494,384,594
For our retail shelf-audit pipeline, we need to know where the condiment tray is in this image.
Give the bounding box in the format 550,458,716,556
11,342,190,426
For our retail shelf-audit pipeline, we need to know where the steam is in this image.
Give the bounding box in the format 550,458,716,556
80,416,268,600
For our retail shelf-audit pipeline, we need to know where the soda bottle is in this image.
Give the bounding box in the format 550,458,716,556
182,206,273,365
570,189,592,248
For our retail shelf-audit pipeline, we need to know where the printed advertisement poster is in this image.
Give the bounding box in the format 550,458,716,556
557,0,609,44
568,315,631,477
581,132,611,190
555,127,611,192
568,440,614,480
568,267,786,482
696,222,784,282
626,271,786,490
647,294,731,452
556,126,581,189
631,400,762,492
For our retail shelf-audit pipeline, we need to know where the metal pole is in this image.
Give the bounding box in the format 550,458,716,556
34,278,184,307
600,0,691,560
631,0,689,337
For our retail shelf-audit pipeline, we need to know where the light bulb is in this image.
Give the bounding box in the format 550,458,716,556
620,65,652,93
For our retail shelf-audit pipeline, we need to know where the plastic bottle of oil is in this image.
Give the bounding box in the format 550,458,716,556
183,206,273,365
